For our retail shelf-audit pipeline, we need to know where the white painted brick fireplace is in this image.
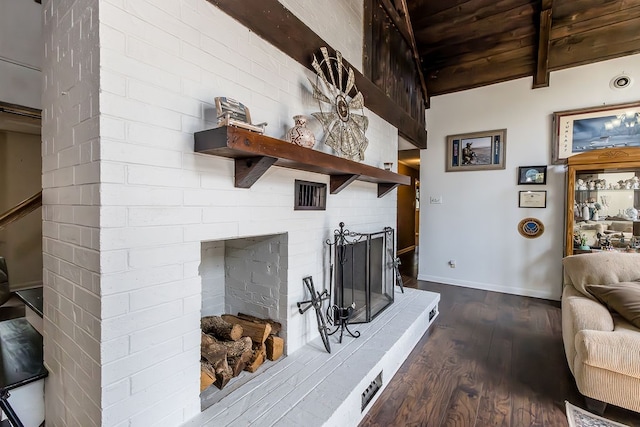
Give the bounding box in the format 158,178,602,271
41,0,402,426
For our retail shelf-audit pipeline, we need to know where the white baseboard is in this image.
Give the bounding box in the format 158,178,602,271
417,274,560,301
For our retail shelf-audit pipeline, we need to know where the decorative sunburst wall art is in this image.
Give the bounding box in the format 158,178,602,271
309,47,369,161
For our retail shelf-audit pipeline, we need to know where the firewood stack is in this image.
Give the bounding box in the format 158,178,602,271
200,313,285,391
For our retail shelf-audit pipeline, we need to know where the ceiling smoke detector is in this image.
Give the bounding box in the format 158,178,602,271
610,74,633,90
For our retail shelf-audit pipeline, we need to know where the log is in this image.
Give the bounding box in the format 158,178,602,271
200,361,216,391
200,333,233,389
246,343,267,373
222,314,272,344
201,315,244,341
201,333,226,364
237,312,282,336
228,346,253,376
265,335,284,361
213,357,233,390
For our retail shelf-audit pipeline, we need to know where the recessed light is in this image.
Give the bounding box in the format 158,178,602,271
610,74,633,90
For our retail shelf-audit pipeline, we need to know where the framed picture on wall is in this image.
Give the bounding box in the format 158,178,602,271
517,165,547,185
445,129,507,172
519,190,547,208
551,101,640,164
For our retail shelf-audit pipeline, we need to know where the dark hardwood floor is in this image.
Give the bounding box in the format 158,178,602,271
360,250,640,427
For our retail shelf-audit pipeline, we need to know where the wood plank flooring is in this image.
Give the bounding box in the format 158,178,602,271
359,252,640,427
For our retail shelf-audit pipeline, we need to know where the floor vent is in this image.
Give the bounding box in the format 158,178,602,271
361,371,383,411
294,180,326,210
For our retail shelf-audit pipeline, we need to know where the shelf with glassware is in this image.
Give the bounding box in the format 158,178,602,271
566,148,640,256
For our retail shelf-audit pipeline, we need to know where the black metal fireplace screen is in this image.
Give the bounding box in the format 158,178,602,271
328,223,395,324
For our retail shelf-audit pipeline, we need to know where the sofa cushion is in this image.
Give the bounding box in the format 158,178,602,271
586,282,640,329
563,252,640,299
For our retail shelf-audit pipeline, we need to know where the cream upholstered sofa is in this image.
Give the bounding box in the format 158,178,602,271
562,252,640,413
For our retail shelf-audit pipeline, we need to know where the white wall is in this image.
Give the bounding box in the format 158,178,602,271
41,0,398,426
0,0,42,109
420,53,640,300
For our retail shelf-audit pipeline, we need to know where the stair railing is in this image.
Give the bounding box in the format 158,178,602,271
0,191,42,231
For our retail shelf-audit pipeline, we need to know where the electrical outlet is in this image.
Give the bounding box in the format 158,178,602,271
430,195,443,204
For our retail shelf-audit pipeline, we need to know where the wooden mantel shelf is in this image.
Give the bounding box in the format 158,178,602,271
194,126,411,197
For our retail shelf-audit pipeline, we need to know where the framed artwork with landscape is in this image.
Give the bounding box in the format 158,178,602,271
552,101,640,164
446,129,507,172
517,165,547,185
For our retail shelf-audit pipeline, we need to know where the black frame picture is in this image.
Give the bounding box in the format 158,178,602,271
518,190,547,208
517,165,547,185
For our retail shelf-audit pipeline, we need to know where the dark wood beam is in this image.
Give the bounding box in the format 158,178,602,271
533,1,552,89
209,0,427,149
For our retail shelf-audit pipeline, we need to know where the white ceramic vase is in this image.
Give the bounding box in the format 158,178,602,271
285,115,316,148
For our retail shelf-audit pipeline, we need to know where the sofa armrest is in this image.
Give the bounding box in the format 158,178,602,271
562,290,614,333
576,327,640,378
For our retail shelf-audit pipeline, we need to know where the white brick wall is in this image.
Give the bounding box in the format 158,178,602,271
42,0,400,425
41,0,102,426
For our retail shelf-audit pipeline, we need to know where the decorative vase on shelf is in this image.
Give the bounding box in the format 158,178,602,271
285,115,316,148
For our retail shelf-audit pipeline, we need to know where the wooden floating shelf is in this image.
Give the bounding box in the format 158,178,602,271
194,126,411,197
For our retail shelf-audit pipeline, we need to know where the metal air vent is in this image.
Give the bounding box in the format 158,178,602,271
294,180,326,210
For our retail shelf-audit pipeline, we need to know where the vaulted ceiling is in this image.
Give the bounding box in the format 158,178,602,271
404,0,640,97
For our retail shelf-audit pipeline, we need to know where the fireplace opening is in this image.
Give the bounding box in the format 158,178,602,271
199,233,288,410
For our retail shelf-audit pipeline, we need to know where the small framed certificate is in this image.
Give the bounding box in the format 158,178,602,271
519,190,546,208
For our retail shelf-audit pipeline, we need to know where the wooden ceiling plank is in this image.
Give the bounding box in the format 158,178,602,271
551,5,640,39
533,4,552,89
412,0,535,30
549,19,640,70
414,4,536,46
419,23,535,57
209,0,427,147
424,33,536,71
407,0,470,19
552,0,637,25
427,46,536,95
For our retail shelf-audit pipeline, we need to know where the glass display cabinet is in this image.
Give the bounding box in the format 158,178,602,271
566,148,640,256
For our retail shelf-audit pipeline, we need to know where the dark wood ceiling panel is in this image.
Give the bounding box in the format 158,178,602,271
551,5,640,39
550,19,640,69
414,3,536,45
427,46,536,95
400,0,640,99
552,0,638,25
412,0,534,28
423,32,537,71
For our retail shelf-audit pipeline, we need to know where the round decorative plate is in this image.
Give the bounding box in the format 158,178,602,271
518,217,544,239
